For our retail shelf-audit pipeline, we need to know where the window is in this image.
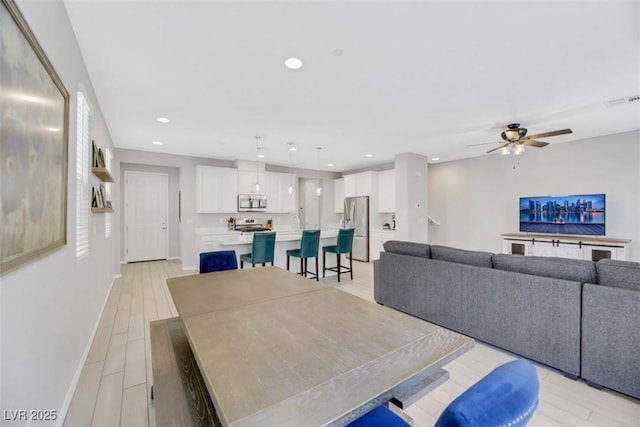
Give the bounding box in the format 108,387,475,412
76,91,91,259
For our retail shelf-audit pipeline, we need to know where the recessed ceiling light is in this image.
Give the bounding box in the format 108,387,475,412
257,154,265,158
327,163,334,167
365,154,373,158
152,141,163,145
289,146,297,152
432,157,440,161
284,57,303,70
156,117,169,123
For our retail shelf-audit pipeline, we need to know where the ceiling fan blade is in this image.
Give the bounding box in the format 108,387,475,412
467,141,498,147
486,142,510,154
525,128,572,140
521,139,549,148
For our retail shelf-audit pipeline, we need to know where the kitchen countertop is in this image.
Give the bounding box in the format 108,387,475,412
194,228,235,236
219,230,338,246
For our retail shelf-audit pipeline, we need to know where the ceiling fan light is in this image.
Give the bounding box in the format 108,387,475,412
501,147,510,156
514,145,525,155
503,130,520,142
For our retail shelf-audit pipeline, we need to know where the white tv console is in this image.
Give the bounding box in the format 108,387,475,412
501,233,631,261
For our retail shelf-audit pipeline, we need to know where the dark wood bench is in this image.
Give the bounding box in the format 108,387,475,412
150,317,220,427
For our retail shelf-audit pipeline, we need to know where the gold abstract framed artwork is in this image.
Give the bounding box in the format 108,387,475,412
1,0,69,274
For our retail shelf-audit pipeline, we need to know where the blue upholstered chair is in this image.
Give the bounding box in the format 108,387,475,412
435,359,539,427
240,232,276,268
347,405,410,427
322,228,355,282
199,250,238,273
286,229,321,281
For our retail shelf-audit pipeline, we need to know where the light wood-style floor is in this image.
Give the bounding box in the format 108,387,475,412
64,259,640,426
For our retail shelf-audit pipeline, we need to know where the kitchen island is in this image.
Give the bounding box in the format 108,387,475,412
196,229,340,273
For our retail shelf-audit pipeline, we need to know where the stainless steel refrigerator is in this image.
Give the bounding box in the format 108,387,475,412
344,196,369,262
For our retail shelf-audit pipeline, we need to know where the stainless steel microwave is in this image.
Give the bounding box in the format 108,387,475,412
238,194,267,212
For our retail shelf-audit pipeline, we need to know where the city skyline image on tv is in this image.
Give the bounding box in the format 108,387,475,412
519,194,605,235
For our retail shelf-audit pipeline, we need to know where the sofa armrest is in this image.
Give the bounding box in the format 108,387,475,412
582,283,640,399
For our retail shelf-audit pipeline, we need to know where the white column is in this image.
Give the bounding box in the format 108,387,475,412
394,153,429,243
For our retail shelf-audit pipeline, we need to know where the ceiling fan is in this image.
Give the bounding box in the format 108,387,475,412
486,124,573,155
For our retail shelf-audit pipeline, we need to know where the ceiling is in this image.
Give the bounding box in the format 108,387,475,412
63,0,640,172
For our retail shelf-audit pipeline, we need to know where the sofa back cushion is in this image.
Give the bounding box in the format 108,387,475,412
382,240,431,258
596,259,640,291
492,253,596,283
430,245,493,268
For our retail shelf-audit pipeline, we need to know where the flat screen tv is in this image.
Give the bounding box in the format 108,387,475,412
519,194,606,236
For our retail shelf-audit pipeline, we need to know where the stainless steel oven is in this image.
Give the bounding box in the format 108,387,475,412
238,194,267,212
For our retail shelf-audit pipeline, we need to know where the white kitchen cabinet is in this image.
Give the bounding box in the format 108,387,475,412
501,233,630,261
195,166,238,213
334,178,345,213
238,171,266,195
344,175,356,197
343,172,374,197
377,169,395,213
266,172,296,213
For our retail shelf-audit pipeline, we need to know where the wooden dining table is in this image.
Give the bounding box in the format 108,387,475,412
158,266,474,427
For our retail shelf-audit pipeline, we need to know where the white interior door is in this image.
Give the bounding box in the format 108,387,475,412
125,171,168,262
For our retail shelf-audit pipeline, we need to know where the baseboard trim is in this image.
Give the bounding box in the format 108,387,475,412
121,257,181,264
57,272,121,426
183,265,198,271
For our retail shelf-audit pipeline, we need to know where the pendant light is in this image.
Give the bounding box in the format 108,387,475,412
287,142,296,195
254,136,261,193
316,147,323,196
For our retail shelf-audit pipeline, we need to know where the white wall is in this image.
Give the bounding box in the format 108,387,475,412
1,1,120,424
395,153,429,243
428,131,640,261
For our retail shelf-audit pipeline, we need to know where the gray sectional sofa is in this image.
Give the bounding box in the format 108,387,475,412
373,241,640,399
582,259,640,399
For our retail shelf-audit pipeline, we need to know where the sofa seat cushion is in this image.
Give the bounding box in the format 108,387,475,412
383,240,431,258
492,253,596,283
430,245,493,268
596,259,640,291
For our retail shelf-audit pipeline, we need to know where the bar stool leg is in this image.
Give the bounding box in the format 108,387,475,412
315,256,319,281
287,255,290,271
337,253,341,283
240,260,244,269
322,251,326,278
349,252,353,280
